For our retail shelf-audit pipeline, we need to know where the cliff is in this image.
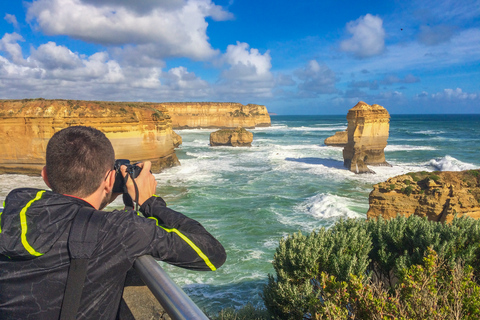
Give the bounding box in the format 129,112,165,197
343,101,390,174
324,131,348,147
210,127,253,147
367,169,480,222
0,99,180,175
158,102,271,129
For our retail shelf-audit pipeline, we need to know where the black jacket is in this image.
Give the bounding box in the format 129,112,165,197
0,188,226,319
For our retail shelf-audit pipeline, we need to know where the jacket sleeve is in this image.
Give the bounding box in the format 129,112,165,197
121,196,226,271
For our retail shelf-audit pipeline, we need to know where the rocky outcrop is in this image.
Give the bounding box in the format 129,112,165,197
367,170,480,222
171,131,182,148
210,127,253,147
324,131,348,147
343,102,390,174
0,99,180,175
159,102,271,129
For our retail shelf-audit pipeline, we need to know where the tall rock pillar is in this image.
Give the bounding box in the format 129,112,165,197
343,101,390,174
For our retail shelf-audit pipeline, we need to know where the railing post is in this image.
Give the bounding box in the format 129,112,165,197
133,255,210,320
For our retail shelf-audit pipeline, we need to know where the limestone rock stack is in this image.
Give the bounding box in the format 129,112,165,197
367,170,480,222
0,99,180,175
210,127,253,147
160,102,271,129
342,102,390,174
324,131,348,147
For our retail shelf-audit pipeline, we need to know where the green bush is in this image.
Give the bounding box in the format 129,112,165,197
262,216,480,319
299,248,480,320
404,185,413,196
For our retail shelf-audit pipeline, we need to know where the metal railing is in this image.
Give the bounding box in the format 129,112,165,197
134,255,209,320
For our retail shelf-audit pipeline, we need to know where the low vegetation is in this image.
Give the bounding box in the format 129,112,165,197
214,215,480,319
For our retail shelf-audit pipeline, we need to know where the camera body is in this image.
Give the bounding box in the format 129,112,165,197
112,159,143,193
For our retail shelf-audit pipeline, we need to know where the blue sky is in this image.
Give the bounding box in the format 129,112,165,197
0,0,479,115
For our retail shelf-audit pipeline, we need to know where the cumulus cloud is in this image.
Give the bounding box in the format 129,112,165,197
31,42,83,70
432,88,478,100
26,0,232,60
218,42,274,97
340,14,386,58
295,60,337,96
0,34,213,101
0,33,25,65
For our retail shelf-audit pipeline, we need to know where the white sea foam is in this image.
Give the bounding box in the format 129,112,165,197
427,155,478,171
413,130,445,135
385,145,437,151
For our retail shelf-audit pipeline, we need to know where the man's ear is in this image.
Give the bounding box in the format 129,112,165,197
105,169,116,192
41,166,52,189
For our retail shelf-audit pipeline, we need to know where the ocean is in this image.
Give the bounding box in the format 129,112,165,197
1,114,479,314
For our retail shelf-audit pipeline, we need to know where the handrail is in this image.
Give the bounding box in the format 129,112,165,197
0,206,208,319
134,255,209,320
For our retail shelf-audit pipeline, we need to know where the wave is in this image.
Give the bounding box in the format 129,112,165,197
427,155,478,171
385,145,437,151
294,193,364,228
412,130,445,135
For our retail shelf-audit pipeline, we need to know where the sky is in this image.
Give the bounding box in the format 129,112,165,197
0,0,479,115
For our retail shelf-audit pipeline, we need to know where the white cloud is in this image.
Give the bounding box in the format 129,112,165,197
26,0,232,60
4,14,19,28
432,88,478,100
340,14,385,58
295,60,337,96
30,42,83,70
0,32,217,101
222,42,272,81
0,33,25,65
217,42,274,97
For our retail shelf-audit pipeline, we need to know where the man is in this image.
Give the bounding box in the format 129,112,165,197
0,126,226,319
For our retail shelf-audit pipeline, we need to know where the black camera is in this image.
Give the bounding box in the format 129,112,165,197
112,159,143,193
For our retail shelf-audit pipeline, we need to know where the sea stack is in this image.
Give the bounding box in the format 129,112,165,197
343,101,390,174
210,127,253,147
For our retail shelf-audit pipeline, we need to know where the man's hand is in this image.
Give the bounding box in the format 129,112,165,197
120,161,158,206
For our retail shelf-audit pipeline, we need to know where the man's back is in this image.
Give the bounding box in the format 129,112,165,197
0,188,226,319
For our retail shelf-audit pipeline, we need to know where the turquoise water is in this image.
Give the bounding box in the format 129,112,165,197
1,114,479,314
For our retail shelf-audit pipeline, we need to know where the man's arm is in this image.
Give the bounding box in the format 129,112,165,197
117,161,226,271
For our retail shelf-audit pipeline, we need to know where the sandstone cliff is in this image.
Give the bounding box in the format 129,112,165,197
324,131,348,147
367,170,480,222
158,102,271,129
343,101,390,174
0,99,180,175
210,127,253,147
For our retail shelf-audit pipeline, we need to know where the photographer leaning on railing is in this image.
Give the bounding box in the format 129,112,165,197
0,126,226,320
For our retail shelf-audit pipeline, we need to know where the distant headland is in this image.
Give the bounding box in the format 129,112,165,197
0,99,271,175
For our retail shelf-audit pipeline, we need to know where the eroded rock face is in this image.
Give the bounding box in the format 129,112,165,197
160,102,271,129
343,101,390,174
324,131,348,147
210,127,253,147
0,99,180,175
367,170,480,222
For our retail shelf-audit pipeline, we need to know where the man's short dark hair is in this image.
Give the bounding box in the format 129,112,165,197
45,126,115,197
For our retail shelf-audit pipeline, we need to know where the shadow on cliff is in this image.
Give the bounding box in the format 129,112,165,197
285,157,344,169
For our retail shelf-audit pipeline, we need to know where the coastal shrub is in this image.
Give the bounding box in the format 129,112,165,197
212,304,269,320
389,184,396,190
430,174,441,182
404,185,413,196
262,216,480,319
263,220,371,319
403,179,411,185
293,249,480,320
